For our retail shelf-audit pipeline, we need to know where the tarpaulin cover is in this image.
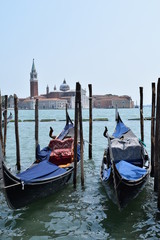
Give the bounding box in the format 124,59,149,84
112,121,130,138
36,144,52,162
111,138,142,162
17,160,66,183
103,160,147,181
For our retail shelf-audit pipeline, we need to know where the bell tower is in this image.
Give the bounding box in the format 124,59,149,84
46,85,49,96
30,59,38,98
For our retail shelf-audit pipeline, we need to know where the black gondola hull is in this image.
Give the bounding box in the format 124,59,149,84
2,163,74,209
101,112,151,209
101,163,150,209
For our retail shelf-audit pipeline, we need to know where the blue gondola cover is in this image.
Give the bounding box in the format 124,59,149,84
17,161,66,183
58,123,74,140
36,144,52,162
103,160,147,181
112,122,130,138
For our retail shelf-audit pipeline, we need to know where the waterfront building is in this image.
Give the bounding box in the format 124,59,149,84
93,94,134,108
18,96,68,110
18,59,89,109
7,59,134,109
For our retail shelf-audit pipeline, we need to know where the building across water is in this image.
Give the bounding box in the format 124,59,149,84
7,59,134,109
93,94,134,108
17,59,89,110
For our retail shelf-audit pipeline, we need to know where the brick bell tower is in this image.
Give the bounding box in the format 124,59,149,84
30,59,38,98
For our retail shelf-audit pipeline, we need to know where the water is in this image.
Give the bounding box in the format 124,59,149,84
1,107,160,240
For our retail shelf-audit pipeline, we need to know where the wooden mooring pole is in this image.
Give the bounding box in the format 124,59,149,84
154,78,160,210
88,84,92,159
0,92,4,155
139,87,144,142
35,99,39,159
154,78,160,193
78,83,84,187
151,82,156,177
73,82,79,187
3,95,8,157
14,94,21,171
0,138,4,189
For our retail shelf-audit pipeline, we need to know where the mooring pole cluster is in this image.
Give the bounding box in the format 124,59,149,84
0,94,21,171
144,80,160,209
139,82,160,209
1,95,40,172
153,78,160,210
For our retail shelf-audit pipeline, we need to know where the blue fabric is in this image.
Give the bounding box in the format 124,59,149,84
103,160,147,181
58,123,74,140
116,160,147,180
103,168,111,180
112,122,130,138
36,144,52,162
77,144,81,161
17,160,66,183
114,158,143,167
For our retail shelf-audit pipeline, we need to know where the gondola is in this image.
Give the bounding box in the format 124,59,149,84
0,113,80,209
100,112,151,209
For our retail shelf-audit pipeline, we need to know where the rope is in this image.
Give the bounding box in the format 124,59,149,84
83,139,105,151
83,139,92,146
3,182,21,189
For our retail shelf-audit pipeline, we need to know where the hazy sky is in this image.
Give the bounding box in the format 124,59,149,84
0,0,160,104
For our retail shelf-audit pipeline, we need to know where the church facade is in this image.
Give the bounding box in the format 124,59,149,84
18,59,89,110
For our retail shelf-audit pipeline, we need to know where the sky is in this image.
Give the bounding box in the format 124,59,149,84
0,0,160,105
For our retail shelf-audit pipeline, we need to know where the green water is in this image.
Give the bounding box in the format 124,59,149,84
0,107,160,240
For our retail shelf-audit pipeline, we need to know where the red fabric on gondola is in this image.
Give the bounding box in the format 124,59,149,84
49,149,73,165
48,138,74,165
48,138,73,150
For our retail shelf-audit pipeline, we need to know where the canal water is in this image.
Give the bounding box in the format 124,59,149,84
0,107,160,240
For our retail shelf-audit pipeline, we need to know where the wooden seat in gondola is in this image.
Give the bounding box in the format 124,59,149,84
48,138,74,166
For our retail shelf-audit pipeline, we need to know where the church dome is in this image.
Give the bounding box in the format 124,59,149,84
60,79,70,91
